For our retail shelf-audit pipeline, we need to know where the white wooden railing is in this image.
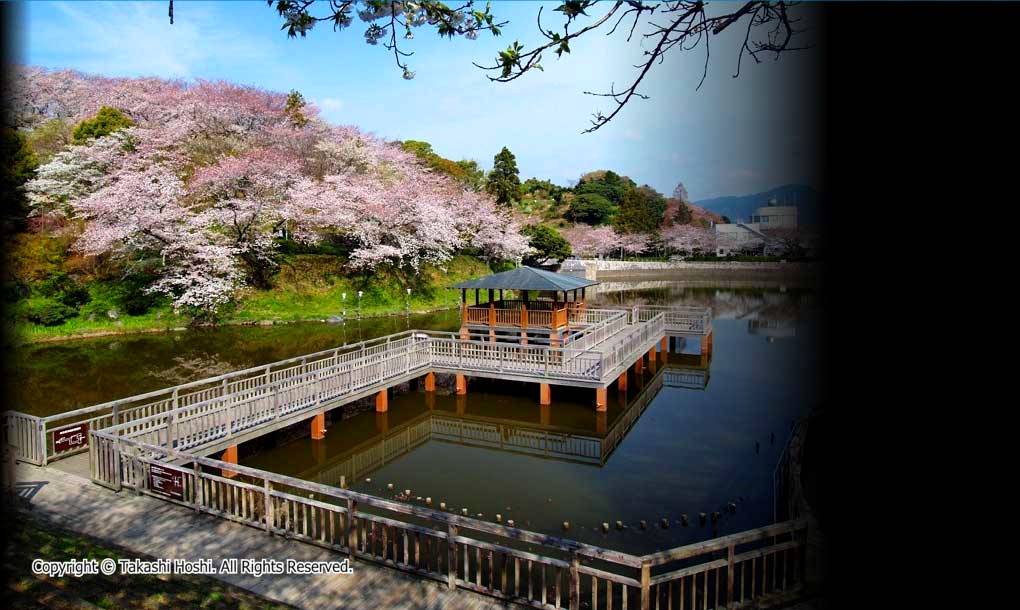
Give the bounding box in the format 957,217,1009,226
3,306,705,469
88,430,807,610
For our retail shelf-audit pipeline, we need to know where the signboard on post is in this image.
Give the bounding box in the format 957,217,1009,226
149,464,186,501
52,423,89,454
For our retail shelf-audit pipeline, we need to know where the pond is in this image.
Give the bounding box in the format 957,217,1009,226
11,282,821,554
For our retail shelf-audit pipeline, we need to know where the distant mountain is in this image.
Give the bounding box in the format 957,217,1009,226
695,184,822,226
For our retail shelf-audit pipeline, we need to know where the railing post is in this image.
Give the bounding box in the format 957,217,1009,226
166,407,175,451
569,551,580,610
38,418,47,466
264,478,273,534
193,462,202,512
447,523,458,589
639,559,651,610
727,543,735,608
273,384,281,420
113,435,123,491
346,498,358,559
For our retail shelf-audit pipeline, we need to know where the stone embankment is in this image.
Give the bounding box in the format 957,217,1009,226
562,259,821,283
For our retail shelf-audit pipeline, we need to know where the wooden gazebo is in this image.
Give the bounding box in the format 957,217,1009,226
451,266,599,346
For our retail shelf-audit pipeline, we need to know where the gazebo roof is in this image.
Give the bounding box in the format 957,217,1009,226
452,266,598,292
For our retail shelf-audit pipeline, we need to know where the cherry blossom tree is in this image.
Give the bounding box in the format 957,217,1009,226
662,223,716,254
14,67,528,316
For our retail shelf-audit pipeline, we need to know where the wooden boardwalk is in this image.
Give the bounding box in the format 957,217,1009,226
3,304,812,610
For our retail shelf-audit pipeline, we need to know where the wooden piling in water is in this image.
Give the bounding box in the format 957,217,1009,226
310,413,325,440
375,389,388,412
539,383,551,405
221,445,238,479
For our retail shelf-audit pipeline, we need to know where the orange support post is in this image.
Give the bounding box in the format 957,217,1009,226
424,372,436,392
375,389,388,412
311,412,325,440
539,383,551,405
221,445,238,479
617,371,628,392
455,374,467,395
595,387,608,412
648,347,656,363
661,336,668,352
540,403,551,426
635,357,644,374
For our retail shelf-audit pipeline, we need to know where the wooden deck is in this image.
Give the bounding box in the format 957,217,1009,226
2,303,811,610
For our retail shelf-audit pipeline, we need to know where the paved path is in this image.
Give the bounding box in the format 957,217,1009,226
13,461,509,610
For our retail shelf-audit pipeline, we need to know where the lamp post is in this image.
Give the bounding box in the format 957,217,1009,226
405,288,411,314
357,291,363,319
341,292,347,318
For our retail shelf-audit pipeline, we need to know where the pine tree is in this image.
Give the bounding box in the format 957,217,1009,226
485,146,520,209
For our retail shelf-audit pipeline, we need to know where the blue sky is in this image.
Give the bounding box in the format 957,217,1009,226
16,1,824,200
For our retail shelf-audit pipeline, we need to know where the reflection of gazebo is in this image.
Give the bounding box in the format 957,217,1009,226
451,266,599,346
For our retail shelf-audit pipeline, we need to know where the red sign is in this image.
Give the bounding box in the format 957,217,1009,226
149,464,186,501
52,423,89,454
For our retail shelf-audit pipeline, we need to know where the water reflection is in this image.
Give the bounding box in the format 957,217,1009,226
10,310,460,417
292,359,703,489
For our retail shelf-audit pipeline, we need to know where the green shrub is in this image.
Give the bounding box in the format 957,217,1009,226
72,107,134,144
567,193,615,225
35,271,90,308
24,298,76,326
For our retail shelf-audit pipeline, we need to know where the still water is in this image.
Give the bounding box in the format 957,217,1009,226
10,283,821,554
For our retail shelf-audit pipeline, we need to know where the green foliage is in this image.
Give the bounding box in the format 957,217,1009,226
672,199,693,225
520,177,566,202
26,118,73,163
1,127,40,231
486,146,521,208
23,297,76,326
37,271,90,308
614,185,667,234
285,90,310,127
400,140,485,190
567,192,615,225
521,224,571,265
574,170,634,204
71,106,134,144
454,159,486,191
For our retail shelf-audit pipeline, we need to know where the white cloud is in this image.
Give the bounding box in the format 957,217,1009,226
315,97,345,118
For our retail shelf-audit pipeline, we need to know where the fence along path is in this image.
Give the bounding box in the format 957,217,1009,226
91,429,808,610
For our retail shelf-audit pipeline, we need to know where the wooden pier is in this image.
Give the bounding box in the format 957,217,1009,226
3,298,813,610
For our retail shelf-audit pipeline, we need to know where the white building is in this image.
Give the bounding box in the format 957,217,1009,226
714,200,798,256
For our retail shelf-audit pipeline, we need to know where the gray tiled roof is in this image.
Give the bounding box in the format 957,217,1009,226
451,266,598,291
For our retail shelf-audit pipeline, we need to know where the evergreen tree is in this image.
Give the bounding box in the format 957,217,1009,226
486,146,520,208
521,224,571,265
614,185,667,234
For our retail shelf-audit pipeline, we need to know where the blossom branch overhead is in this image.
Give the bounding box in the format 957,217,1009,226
163,0,814,132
